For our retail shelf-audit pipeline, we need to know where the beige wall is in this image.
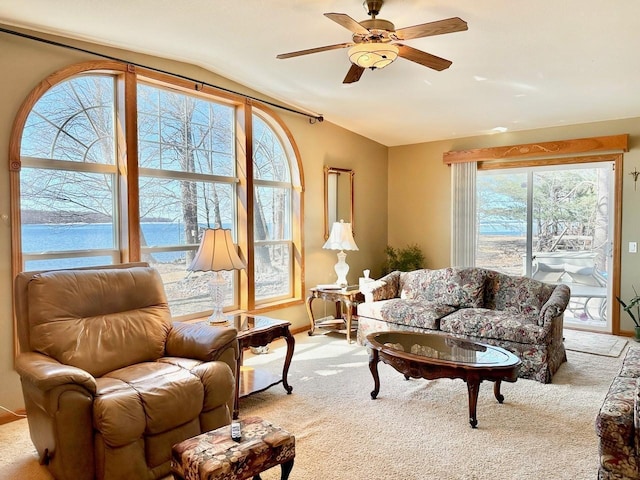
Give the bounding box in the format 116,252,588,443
0,29,388,411
388,119,640,332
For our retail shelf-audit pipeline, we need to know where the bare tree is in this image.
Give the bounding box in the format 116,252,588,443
252,117,290,272
21,76,115,225
137,84,235,262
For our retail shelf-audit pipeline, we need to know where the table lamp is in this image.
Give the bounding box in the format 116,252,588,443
322,220,359,286
187,228,246,325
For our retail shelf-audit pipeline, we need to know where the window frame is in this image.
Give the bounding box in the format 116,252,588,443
9,61,305,350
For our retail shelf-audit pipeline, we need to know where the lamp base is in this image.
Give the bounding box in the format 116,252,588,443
208,272,228,326
333,250,350,287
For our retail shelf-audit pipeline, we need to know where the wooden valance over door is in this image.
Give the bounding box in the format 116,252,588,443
443,134,629,166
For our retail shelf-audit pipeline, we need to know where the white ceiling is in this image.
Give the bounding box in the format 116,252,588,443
1,0,639,146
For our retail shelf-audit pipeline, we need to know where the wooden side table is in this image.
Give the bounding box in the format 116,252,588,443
306,286,363,343
232,315,295,420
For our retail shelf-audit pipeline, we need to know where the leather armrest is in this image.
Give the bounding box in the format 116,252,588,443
15,352,97,394
166,322,238,362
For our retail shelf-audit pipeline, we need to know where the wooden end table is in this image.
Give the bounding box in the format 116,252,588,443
306,286,363,343
366,331,521,428
230,315,295,419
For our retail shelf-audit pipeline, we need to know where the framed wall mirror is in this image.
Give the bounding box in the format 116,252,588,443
324,166,354,239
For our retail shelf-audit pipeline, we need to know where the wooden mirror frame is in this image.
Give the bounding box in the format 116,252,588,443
324,166,354,240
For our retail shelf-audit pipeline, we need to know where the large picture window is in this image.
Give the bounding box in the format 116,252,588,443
11,62,304,319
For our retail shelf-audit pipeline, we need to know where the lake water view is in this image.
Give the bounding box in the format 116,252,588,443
22,222,189,270
21,222,288,317
22,222,220,317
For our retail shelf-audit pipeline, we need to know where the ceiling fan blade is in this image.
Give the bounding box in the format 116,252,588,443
325,13,370,35
396,44,452,71
395,17,468,40
277,43,354,59
343,64,365,84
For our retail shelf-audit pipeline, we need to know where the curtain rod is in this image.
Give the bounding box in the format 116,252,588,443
0,26,324,124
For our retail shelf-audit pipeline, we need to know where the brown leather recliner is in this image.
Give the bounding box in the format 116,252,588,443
14,263,239,480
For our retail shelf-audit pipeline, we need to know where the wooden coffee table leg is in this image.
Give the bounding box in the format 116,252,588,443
466,380,480,428
493,380,504,403
369,349,380,399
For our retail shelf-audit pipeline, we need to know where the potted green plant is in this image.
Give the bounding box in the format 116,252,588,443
381,244,426,275
617,287,640,341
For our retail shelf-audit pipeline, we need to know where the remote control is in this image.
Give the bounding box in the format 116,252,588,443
231,421,241,442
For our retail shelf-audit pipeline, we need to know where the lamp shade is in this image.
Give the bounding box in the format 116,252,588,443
323,220,359,251
348,42,399,69
187,228,246,272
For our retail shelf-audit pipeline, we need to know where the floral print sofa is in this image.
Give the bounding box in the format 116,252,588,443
357,267,571,383
596,347,640,479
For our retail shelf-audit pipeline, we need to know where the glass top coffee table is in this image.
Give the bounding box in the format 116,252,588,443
366,331,521,428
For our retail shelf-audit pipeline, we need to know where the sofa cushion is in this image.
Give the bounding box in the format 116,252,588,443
484,271,555,321
377,299,458,330
440,308,547,344
360,298,453,330
358,299,395,321
400,267,487,308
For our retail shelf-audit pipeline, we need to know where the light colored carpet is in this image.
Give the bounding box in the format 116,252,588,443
564,328,628,357
0,331,627,480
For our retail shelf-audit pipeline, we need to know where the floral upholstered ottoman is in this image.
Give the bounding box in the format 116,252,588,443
171,417,295,480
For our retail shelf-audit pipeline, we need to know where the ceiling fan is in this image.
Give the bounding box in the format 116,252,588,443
276,0,468,84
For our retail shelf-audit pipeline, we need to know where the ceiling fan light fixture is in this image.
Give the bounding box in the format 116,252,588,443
348,42,399,69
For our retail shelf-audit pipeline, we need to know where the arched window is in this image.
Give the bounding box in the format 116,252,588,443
20,74,119,270
253,112,293,301
10,61,304,319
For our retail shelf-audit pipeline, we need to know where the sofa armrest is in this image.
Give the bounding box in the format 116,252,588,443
634,378,640,456
367,271,401,302
539,283,571,326
595,375,638,479
15,351,97,394
360,280,385,303
166,322,239,362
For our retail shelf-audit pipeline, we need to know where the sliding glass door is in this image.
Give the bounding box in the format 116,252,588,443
477,162,613,331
